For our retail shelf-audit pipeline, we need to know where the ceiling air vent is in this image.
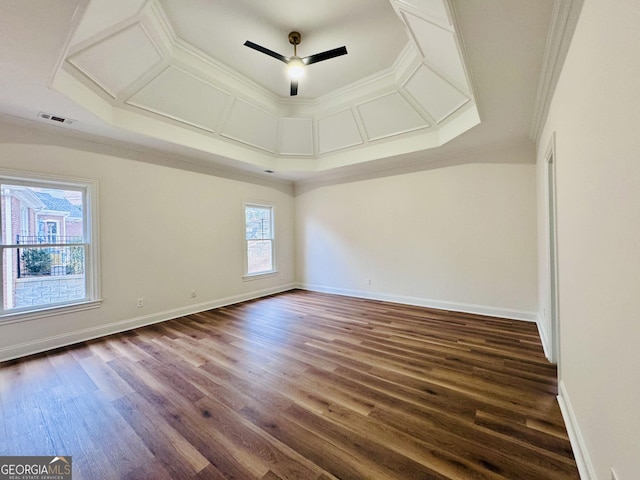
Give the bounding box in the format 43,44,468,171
39,112,74,125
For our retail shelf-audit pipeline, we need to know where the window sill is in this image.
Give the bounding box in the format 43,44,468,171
242,271,278,282
0,299,103,326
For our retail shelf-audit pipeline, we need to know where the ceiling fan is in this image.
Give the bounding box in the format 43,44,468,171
244,31,347,96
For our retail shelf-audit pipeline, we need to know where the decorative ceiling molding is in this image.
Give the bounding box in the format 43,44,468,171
403,63,470,124
127,65,232,133
56,0,480,173
356,91,430,141
220,98,279,154
278,118,314,157
68,22,164,99
530,0,585,142
317,109,364,155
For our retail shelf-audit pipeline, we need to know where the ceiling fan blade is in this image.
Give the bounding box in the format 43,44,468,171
244,41,289,64
303,46,348,65
290,80,298,96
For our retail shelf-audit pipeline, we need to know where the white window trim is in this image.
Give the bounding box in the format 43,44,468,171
243,202,277,279
242,271,279,282
0,169,102,323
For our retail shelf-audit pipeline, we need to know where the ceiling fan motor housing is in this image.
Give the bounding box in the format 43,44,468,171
288,31,302,45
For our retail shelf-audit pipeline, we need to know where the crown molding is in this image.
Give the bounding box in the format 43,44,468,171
293,138,534,193
531,0,585,142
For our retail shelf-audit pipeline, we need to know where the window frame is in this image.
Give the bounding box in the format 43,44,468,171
0,169,101,324
243,202,277,280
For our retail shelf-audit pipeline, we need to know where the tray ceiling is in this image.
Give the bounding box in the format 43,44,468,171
53,0,479,175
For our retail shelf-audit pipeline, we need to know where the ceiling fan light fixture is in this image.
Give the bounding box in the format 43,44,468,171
244,31,346,96
287,57,305,79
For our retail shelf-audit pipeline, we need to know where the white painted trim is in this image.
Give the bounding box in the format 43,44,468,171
47,0,91,88
297,283,537,322
0,299,102,326
557,380,597,480
544,132,561,366
316,108,365,155
355,91,430,141
220,98,279,154
68,22,165,99
0,283,296,363
531,0,585,142
125,64,231,134
536,313,552,362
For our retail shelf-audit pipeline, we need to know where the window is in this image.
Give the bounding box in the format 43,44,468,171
0,171,100,320
244,204,275,277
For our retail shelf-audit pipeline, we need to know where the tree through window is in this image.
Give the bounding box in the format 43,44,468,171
245,204,275,276
0,172,99,318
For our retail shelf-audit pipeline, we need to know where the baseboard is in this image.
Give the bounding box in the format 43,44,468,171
0,283,296,363
557,380,597,480
0,283,539,362
297,283,537,322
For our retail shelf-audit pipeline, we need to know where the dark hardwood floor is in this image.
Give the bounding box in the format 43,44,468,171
0,290,579,479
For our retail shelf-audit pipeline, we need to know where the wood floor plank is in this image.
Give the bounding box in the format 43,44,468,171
112,393,210,477
0,290,579,479
320,402,506,480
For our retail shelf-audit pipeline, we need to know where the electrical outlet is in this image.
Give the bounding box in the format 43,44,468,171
611,468,619,480
190,290,197,298
366,278,372,285
137,297,144,308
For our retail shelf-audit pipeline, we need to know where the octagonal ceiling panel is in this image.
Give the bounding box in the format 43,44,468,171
70,0,148,48
394,0,450,24
221,99,278,153
128,65,231,132
55,0,479,174
279,118,314,156
404,64,469,123
357,92,428,141
398,9,468,92
69,22,163,98
318,110,363,155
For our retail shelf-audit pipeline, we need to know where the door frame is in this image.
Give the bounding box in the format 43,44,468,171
545,133,561,368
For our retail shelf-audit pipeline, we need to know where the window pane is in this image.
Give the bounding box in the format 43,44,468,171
0,174,96,318
247,240,273,274
3,247,86,310
245,206,272,240
1,184,84,245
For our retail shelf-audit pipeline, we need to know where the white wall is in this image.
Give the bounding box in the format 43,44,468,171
295,151,538,320
0,120,296,361
537,0,640,478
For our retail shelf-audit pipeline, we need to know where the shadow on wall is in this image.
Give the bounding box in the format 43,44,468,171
294,140,535,195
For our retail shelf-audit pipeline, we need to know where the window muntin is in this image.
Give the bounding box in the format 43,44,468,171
245,204,275,276
0,173,99,319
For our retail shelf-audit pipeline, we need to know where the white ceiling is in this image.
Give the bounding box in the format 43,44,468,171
0,0,556,182
160,0,409,99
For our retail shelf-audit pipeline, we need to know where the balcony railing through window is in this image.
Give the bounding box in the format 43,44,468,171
15,235,85,278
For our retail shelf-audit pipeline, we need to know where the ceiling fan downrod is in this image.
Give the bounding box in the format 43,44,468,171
288,31,301,57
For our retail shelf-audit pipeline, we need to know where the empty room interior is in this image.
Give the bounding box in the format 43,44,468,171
0,0,638,479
